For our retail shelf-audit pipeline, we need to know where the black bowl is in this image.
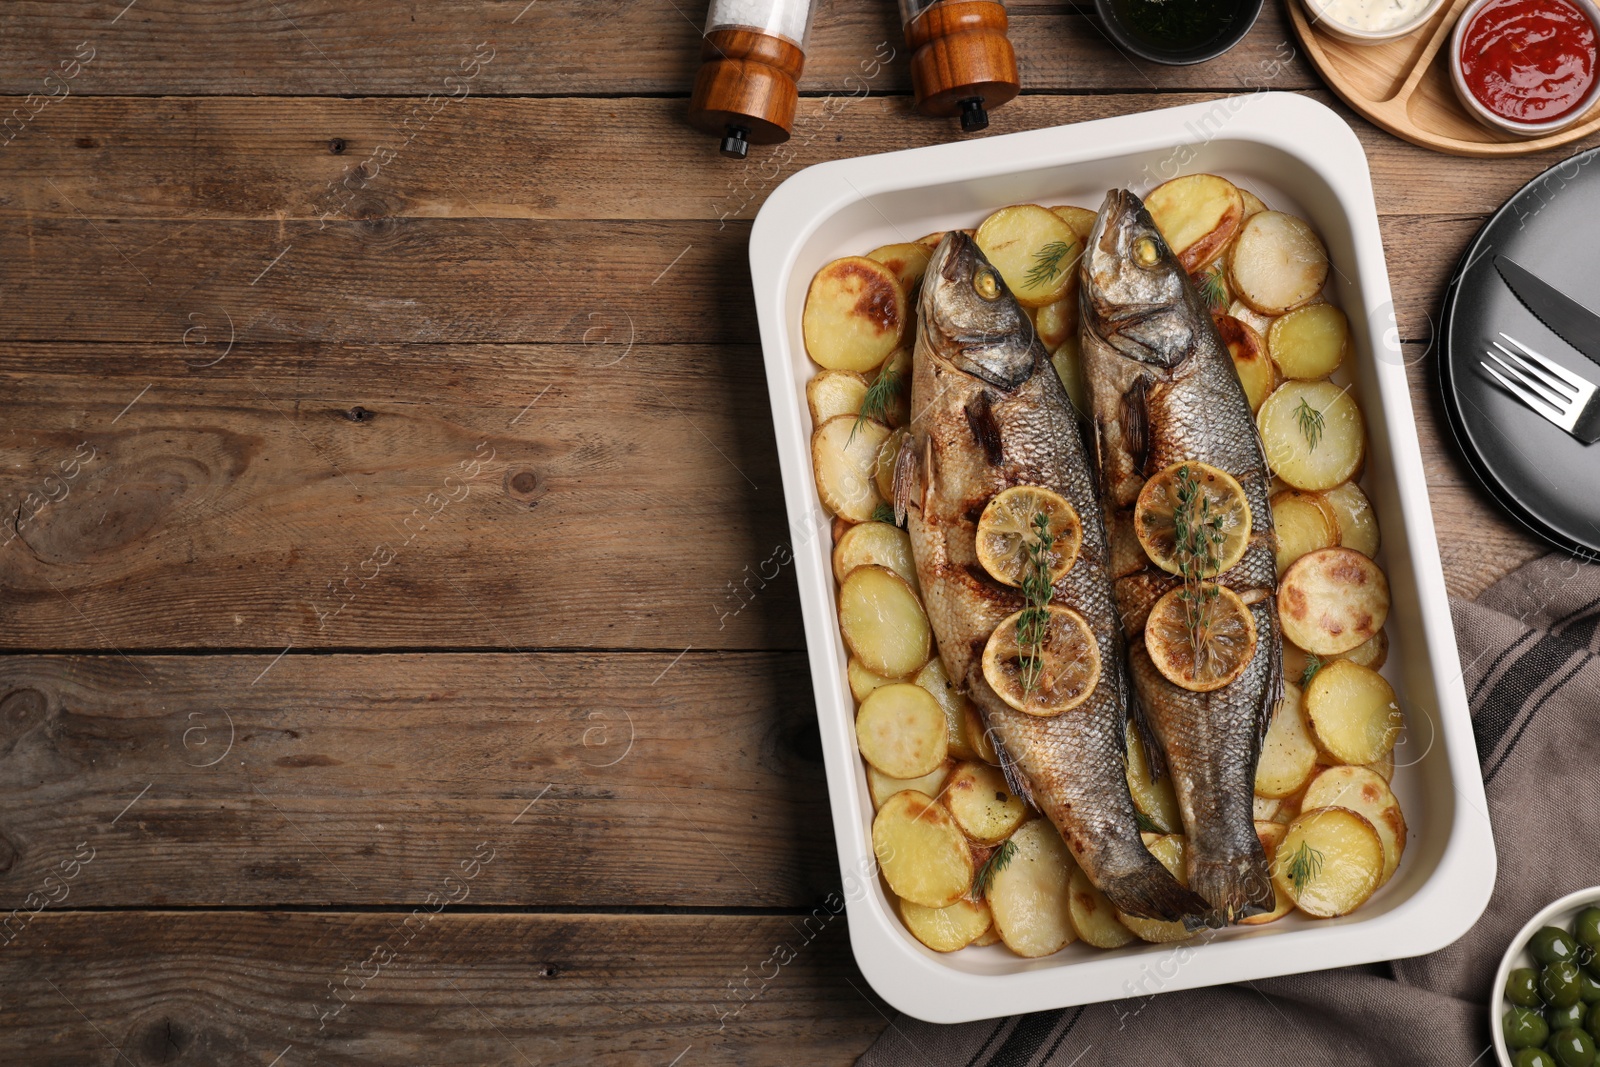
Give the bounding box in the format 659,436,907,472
1093,0,1265,65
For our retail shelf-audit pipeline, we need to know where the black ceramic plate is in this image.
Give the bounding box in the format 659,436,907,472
1440,146,1600,558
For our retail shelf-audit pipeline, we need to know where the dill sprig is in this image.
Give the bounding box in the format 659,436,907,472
1196,263,1228,312
972,838,1018,897
871,503,899,527
1134,811,1164,835
1015,512,1057,701
1295,397,1325,451
1284,841,1324,893
851,363,903,442
1299,653,1324,688
1024,240,1076,291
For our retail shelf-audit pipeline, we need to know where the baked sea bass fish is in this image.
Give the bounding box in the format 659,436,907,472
898,230,1210,923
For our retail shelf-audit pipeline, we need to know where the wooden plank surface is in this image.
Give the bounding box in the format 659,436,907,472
0,912,887,1066
0,0,1318,96
0,652,841,907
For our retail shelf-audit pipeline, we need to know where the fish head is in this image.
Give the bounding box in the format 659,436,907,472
918,231,1038,391
1081,189,1205,368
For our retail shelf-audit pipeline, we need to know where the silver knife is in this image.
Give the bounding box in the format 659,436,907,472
1494,255,1600,373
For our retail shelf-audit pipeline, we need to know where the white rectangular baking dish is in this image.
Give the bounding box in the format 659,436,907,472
749,93,1495,1024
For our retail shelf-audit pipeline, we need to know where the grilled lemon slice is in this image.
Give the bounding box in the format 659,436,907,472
1144,583,1258,693
981,605,1100,716
974,486,1082,588
1133,461,1251,579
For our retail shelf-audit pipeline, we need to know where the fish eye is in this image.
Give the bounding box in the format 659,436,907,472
973,268,1001,301
1134,235,1162,267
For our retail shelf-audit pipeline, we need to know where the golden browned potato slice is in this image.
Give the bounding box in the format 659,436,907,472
868,242,933,298
1253,794,1282,821
1258,380,1365,491
807,370,869,425
944,761,1028,844
1118,834,1197,943
857,682,948,779
964,704,999,765
1300,765,1405,883
848,657,901,703
834,520,918,591
1227,298,1275,338
1052,338,1088,414
1304,659,1402,765
1239,188,1269,218
900,895,993,952
1271,488,1340,577
1269,303,1350,380
1068,865,1136,948
986,819,1078,957
1036,295,1077,350
1324,481,1379,558
916,231,946,250
813,414,890,521
1145,173,1246,272
1238,821,1294,925
873,791,974,909
839,565,932,677
1228,211,1329,315
975,204,1080,308
1364,746,1396,783
1272,806,1384,917
1255,682,1318,799
1279,547,1390,656
916,657,978,762
803,256,907,371
1050,205,1099,245
1125,722,1181,834
1215,315,1278,413
867,759,952,810
971,924,1003,947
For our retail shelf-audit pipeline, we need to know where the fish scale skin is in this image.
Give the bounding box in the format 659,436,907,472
907,232,1210,923
1080,189,1281,922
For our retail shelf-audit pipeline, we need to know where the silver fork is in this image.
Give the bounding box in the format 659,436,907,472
1481,333,1600,445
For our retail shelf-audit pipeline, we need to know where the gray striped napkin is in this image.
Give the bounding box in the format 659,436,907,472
859,553,1600,1067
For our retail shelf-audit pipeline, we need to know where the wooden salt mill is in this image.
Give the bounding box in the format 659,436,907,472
900,0,1020,132
687,0,816,158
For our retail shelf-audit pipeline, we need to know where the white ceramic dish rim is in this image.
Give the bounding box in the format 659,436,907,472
1489,886,1600,1066
749,93,1496,1024
1449,0,1600,135
1300,0,1449,43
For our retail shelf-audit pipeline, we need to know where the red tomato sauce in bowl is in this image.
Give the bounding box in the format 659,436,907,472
1459,0,1598,124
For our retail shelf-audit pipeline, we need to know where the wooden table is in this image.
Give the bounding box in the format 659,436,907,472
0,2,1556,1063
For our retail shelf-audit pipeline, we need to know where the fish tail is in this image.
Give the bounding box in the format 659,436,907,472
1187,848,1275,923
1099,853,1214,924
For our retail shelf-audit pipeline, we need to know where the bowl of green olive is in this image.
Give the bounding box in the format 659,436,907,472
1495,888,1600,1067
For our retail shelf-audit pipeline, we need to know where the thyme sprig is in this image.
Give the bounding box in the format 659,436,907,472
1024,240,1077,291
1016,512,1057,701
1295,397,1325,451
1284,841,1325,893
1171,464,1227,669
972,838,1018,897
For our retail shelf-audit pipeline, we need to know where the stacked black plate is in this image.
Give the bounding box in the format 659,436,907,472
1440,146,1600,560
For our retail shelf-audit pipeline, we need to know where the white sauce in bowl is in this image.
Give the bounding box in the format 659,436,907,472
1306,0,1432,31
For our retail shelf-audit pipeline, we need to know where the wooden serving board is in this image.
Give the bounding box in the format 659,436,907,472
1288,0,1600,156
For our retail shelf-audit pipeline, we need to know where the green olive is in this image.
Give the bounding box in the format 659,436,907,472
1551,1028,1597,1067
1508,1006,1552,1049
1576,907,1600,950
1581,971,1600,1005
1588,1000,1600,1041
1547,963,1587,1008
1553,1003,1591,1032
1535,926,1582,965
1511,967,1548,1007
1520,1050,1560,1067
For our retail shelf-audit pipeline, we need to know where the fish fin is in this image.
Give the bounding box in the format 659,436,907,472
1256,598,1283,751
963,391,1005,467
1121,375,1149,472
1097,852,1215,925
1188,848,1275,924
891,433,920,528
1128,690,1170,784
987,724,1037,811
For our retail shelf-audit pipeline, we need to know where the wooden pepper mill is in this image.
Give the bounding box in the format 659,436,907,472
687,0,816,158
901,0,1020,132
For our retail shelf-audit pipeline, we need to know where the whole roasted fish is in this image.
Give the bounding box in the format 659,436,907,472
1079,189,1281,922
901,231,1210,923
